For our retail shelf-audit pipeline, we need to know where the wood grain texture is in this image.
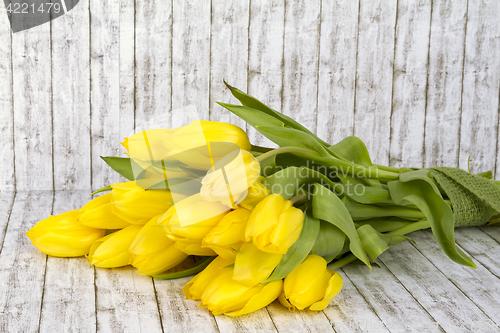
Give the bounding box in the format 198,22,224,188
0,191,53,332
342,262,440,332
39,190,96,333
119,0,136,152
246,0,284,147
282,0,321,133
454,227,500,279
171,0,211,128
458,0,500,174
52,0,91,190
154,277,219,332
353,0,397,166
12,22,53,190
266,301,334,333
0,6,14,191
410,230,500,328
316,0,359,146
135,0,173,130
209,0,248,129
389,0,431,168
90,0,123,191
323,271,390,333
424,0,468,168
379,239,498,332
0,191,15,256
95,267,163,332
215,308,278,333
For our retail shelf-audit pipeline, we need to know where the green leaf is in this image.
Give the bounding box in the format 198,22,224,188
274,153,340,181
256,126,330,156
388,170,476,268
100,156,138,181
311,183,371,268
142,177,202,194
262,166,339,200
90,185,112,195
328,136,373,166
223,80,330,147
356,224,410,262
216,102,284,129
355,218,413,233
262,209,320,283
343,197,426,221
151,256,216,279
334,184,391,204
328,136,381,188
311,220,345,261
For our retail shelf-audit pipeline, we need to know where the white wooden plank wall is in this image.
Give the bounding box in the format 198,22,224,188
0,0,499,191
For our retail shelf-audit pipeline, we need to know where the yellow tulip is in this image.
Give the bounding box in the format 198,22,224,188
111,181,186,224
183,256,234,301
200,150,261,208
77,193,131,229
279,254,343,311
161,193,229,242
122,128,173,162
183,257,282,317
129,215,188,275
238,181,270,211
232,242,282,286
87,225,143,268
26,210,105,257
202,208,251,260
200,269,282,316
173,241,217,256
245,194,304,254
163,120,251,170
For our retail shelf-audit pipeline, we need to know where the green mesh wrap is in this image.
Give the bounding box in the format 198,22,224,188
429,167,500,227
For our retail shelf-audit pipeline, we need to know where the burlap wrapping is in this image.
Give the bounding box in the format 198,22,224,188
429,167,500,227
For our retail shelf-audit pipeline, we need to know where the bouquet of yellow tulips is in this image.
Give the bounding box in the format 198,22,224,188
26,81,500,316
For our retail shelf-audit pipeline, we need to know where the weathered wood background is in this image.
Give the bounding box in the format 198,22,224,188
1,1,500,332
0,0,499,192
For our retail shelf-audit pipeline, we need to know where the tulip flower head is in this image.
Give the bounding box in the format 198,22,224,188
233,242,283,286
88,225,143,268
161,194,228,255
77,193,131,229
238,181,270,211
279,254,343,311
110,181,183,224
183,257,282,316
26,210,105,257
245,194,304,254
163,120,251,170
129,215,188,275
202,208,251,260
200,150,261,208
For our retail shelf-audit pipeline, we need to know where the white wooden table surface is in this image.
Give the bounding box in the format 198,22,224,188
0,190,499,332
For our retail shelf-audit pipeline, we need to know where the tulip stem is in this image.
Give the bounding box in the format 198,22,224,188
386,219,431,237
255,147,319,163
327,254,358,270
290,194,308,204
150,256,216,280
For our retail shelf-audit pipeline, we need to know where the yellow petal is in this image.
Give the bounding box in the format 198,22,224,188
309,271,343,311
233,242,282,286
26,210,105,257
88,225,142,268
225,280,282,317
183,257,233,300
78,193,131,229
